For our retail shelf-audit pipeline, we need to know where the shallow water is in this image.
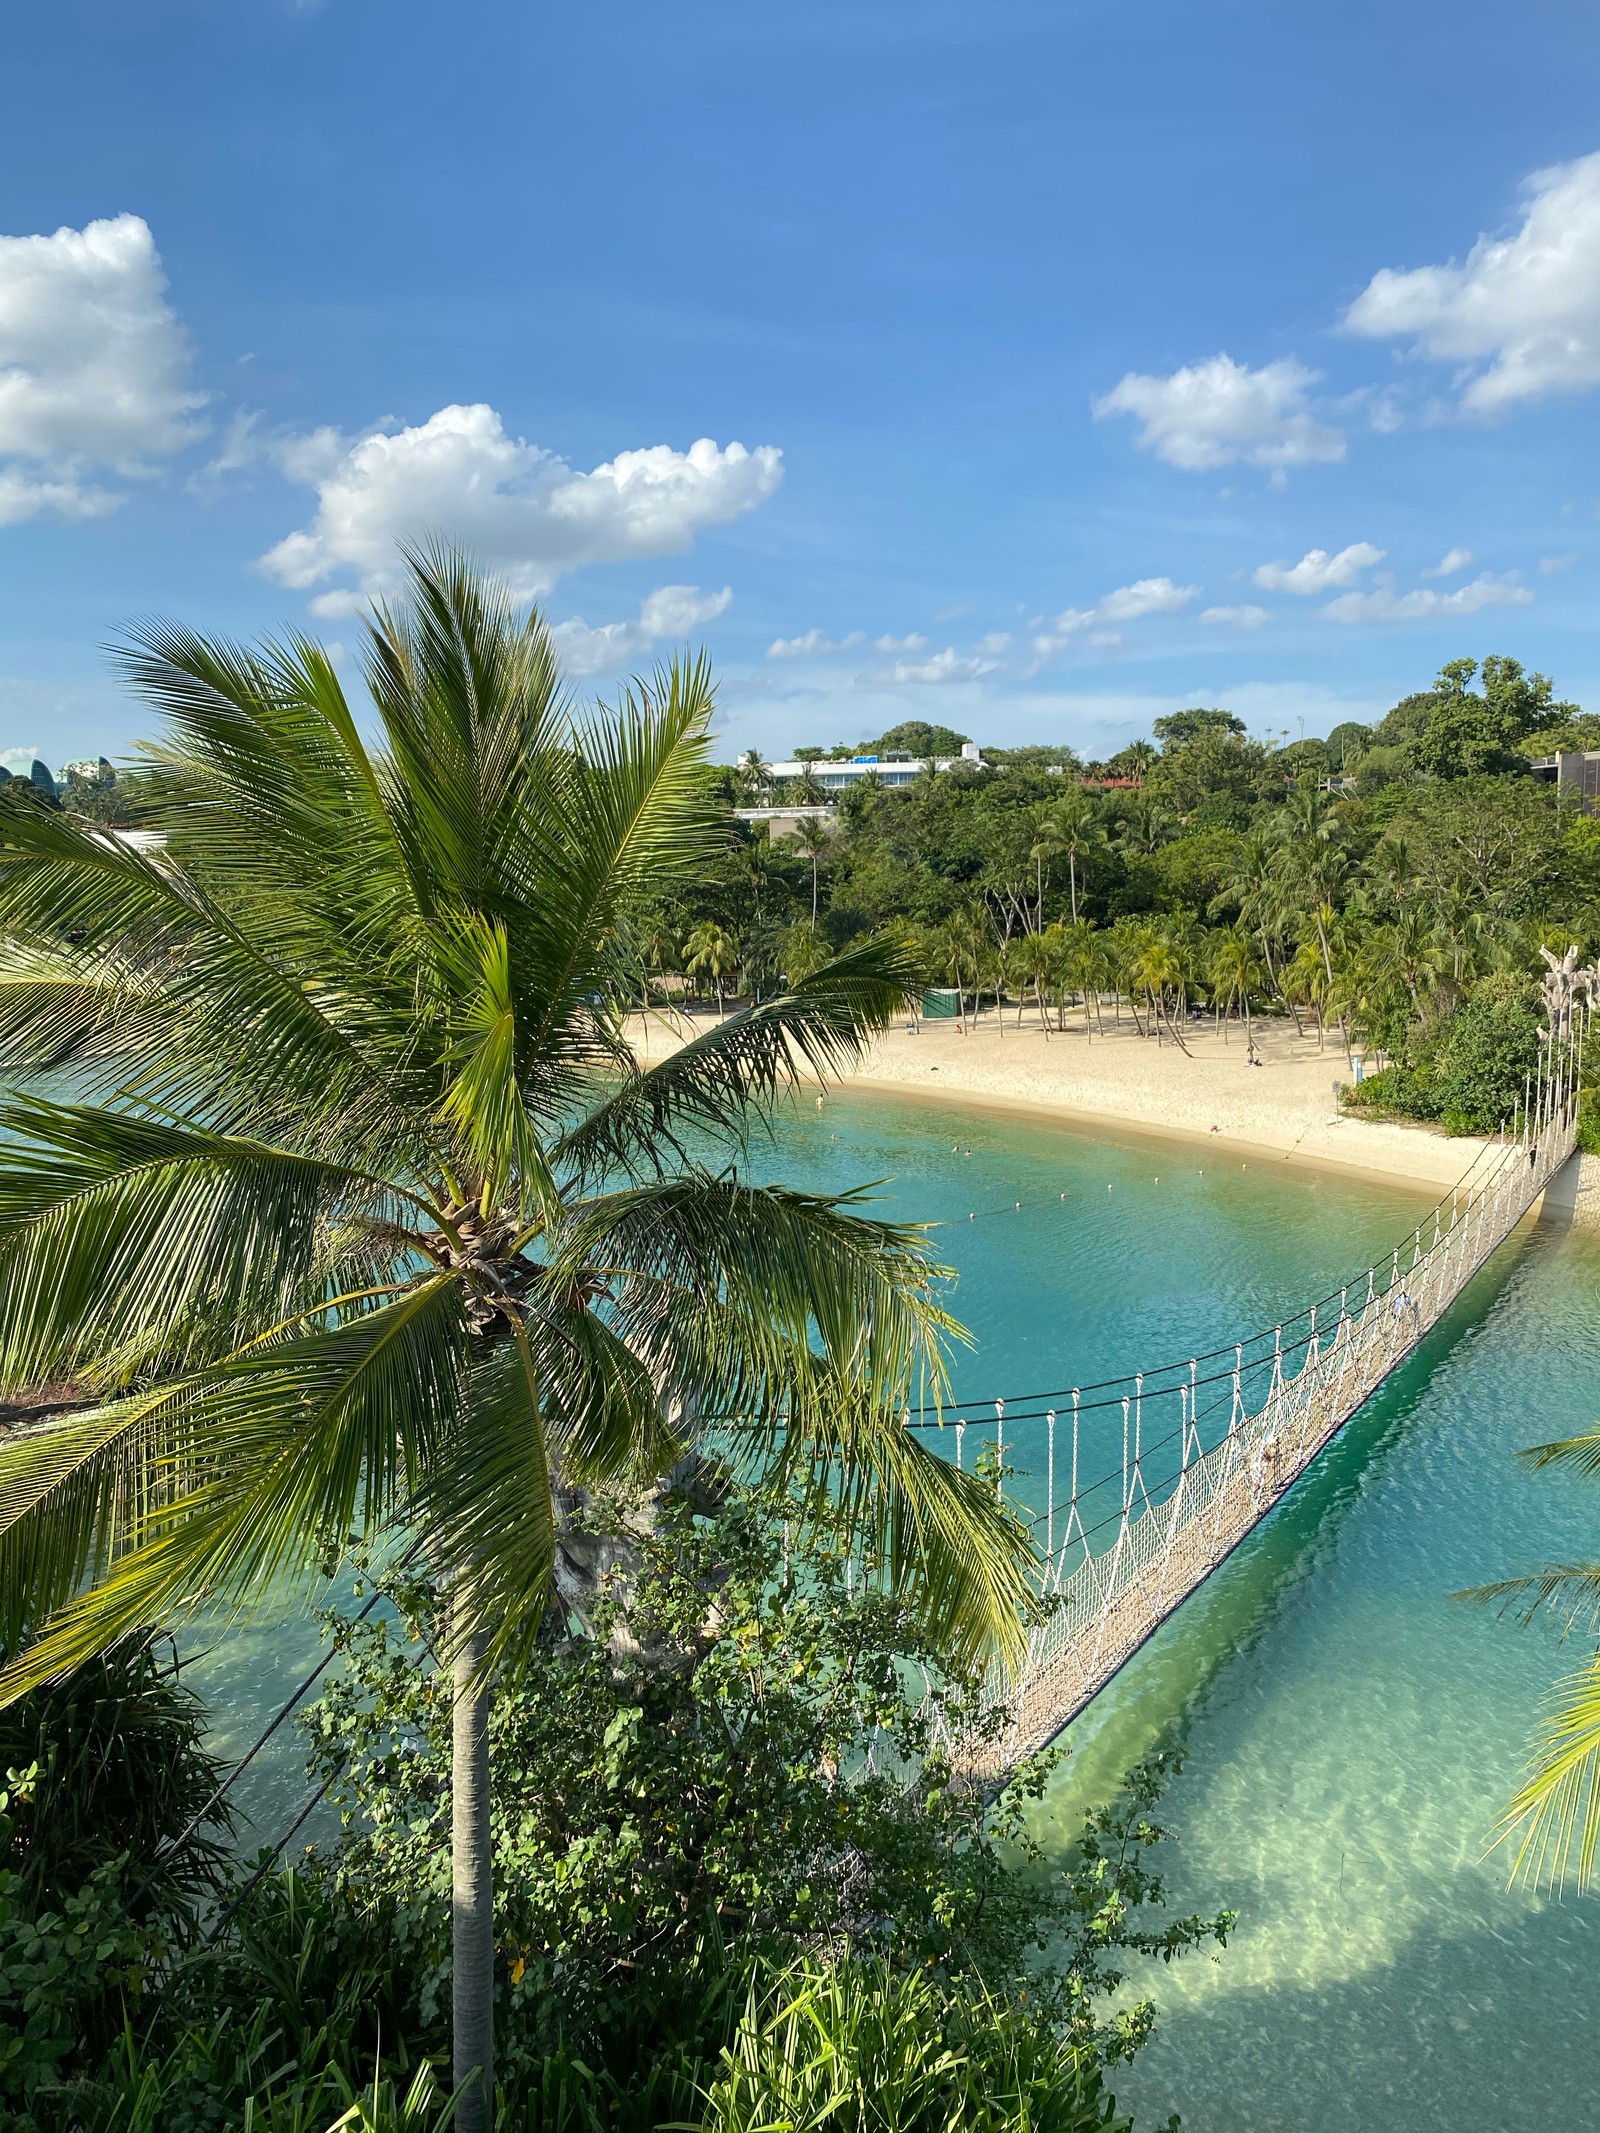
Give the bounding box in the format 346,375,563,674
193,1088,1599,2127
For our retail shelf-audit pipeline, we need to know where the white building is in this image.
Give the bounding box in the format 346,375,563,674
759,741,983,791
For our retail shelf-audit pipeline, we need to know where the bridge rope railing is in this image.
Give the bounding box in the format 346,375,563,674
940,988,1591,1774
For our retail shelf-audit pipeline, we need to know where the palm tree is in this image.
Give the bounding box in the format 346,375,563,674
1027,818,1062,933
1115,795,1175,857
1208,926,1263,1048
780,917,829,984
682,919,741,1016
0,551,1031,2133
936,916,981,1025
792,813,830,924
1044,792,1106,925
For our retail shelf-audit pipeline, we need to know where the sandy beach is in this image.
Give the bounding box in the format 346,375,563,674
633,1004,1600,1220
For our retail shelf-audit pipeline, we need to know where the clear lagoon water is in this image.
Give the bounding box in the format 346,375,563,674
193,1087,1600,2129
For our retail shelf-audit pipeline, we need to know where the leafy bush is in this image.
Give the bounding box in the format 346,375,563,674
22,1496,1228,2129
1344,973,1543,1137
1430,973,1542,1134
0,1632,234,1918
1342,1062,1440,1123
286,1489,1227,2120
695,1958,1135,2133
0,1637,238,2130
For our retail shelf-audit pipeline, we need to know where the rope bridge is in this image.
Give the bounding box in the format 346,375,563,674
926,970,1592,1776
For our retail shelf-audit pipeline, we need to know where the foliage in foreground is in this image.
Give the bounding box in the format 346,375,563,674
3,1495,1228,2129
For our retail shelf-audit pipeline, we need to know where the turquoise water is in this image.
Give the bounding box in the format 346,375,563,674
193,1088,1600,2126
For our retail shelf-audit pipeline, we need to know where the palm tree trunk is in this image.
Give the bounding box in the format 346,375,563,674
1069,853,1078,925
453,1626,495,2133
811,860,819,924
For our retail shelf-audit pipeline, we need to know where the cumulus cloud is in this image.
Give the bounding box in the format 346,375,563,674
973,631,1014,655
259,404,783,606
1322,572,1533,623
1344,154,1600,412
883,646,998,685
1420,547,1474,578
1093,354,1344,471
1096,576,1197,621
0,470,120,525
550,585,731,677
1540,552,1577,573
0,213,204,522
1028,577,1197,664
1252,542,1384,594
873,632,928,653
767,628,864,658
1200,604,1269,628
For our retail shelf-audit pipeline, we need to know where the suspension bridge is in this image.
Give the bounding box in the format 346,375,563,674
922,958,1593,1778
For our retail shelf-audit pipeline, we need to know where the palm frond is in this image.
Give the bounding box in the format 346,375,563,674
413,1319,556,1677
1519,1426,1600,1478
556,1173,962,1404
559,935,921,1181
775,1369,1034,1671
0,1277,469,1701
1498,1646,1600,1891
0,1099,424,1385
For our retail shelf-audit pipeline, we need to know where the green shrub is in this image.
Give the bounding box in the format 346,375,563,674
0,1632,234,1919
1431,974,1541,1133
1343,1063,1439,1121
695,1958,1136,2133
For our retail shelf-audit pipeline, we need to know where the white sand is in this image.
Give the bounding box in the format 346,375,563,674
634,1006,1484,1189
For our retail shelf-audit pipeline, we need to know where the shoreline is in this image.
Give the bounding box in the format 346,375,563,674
632,1004,1600,1223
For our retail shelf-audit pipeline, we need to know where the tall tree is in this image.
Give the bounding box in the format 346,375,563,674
792,813,830,923
0,551,1031,2133
683,918,741,1016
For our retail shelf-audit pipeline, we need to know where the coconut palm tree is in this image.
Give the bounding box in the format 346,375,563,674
682,918,741,1016
1207,926,1263,1048
791,813,830,924
0,550,1032,2133
1044,792,1107,925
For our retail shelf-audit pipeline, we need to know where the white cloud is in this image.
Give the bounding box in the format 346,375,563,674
0,747,42,773
1322,572,1533,623
259,404,783,604
873,632,928,652
0,213,204,522
1200,604,1270,628
1093,354,1344,470
1420,547,1474,578
1540,552,1577,573
767,628,864,658
973,631,1014,654
1027,577,1197,666
0,469,120,525
1252,542,1384,594
883,646,998,685
550,585,731,677
1345,153,1600,412
1096,576,1197,621
188,408,268,494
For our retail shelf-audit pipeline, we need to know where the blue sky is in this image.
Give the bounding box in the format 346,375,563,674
6,0,1600,768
